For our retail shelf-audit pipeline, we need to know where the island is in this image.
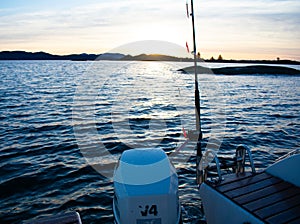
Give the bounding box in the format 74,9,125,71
0,51,299,66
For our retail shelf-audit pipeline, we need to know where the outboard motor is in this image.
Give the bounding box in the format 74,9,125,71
113,148,181,224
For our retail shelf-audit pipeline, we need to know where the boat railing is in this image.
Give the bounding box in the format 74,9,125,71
198,149,222,184
275,148,300,162
198,144,256,185
235,144,256,174
28,211,82,224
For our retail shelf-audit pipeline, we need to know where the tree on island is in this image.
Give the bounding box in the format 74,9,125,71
197,52,201,60
217,54,223,61
210,56,215,61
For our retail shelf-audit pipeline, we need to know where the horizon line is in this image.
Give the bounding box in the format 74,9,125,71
0,50,299,63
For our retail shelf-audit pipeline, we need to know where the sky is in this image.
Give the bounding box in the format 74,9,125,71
0,0,299,60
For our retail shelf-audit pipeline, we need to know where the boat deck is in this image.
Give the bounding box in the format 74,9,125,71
207,172,300,224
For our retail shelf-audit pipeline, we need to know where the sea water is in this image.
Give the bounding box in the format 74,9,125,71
0,60,299,223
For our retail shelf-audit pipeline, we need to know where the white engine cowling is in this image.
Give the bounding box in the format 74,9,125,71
113,148,181,224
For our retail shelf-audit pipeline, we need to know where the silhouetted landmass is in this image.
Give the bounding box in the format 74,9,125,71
179,65,300,75
64,53,99,61
0,51,299,65
0,51,59,60
0,51,122,61
206,59,300,65
97,53,125,60
0,51,100,60
121,54,193,62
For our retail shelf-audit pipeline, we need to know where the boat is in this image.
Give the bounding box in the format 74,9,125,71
30,147,299,224
112,0,300,223
199,148,300,224
30,1,299,223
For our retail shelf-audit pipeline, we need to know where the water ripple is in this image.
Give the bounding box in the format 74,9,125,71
0,61,299,223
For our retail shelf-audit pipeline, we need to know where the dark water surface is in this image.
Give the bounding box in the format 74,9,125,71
0,60,299,223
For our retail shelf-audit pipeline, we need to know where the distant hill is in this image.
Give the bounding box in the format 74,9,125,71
63,53,99,61
0,51,59,60
0,51,299,65
0,51,100,60
0,51,125,61
97,53,125,60
0,51,192,62
121,54,193,62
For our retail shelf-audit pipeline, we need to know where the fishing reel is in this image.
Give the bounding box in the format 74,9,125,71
186,129,202,141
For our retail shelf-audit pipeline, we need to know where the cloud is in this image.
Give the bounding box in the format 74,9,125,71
0,0,180,40
0,0,299,59
194,0,300,58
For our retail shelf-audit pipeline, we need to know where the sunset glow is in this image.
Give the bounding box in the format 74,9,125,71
0,0,299,60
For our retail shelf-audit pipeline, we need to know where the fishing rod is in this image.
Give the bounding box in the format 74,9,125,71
190,0,201,135
187,0,203,184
